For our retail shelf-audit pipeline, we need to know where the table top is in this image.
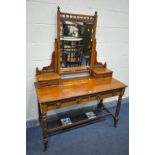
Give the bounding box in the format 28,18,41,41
35,77,127,104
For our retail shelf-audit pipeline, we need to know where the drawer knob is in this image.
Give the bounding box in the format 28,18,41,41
76,98,81,104
96,94,101,100
56,102,61,108
112,91,116,96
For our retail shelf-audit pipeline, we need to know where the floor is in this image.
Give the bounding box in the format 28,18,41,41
26,102,129,155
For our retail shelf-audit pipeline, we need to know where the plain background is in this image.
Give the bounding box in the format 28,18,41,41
26,0,129,122
0,0,155,155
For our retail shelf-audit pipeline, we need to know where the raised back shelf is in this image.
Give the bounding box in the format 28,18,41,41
36,73,60,87
92,68,113,78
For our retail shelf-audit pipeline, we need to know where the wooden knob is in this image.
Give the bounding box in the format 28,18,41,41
76,98,81,104
96,94,101,100
56,102,61,108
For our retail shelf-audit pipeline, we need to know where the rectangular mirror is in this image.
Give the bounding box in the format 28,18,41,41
60,20,93,68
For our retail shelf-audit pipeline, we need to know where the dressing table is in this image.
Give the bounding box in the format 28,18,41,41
34,7,127,151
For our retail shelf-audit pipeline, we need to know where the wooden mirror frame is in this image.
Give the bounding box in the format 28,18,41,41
36,7,106,76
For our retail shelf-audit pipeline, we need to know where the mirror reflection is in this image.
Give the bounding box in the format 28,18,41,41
60,20,93,68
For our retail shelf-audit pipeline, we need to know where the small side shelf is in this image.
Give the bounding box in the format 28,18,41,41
36,73,60,87
92,68,113,78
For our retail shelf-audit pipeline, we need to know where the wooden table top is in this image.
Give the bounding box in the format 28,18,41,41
35,77,127,104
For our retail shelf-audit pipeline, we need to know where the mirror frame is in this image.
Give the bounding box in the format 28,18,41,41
57,7,97,74
36,7,106,76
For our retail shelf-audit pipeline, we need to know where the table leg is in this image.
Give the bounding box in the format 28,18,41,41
41,105,48,151
97,99,104,109
37,101,41,124
114,95,123,128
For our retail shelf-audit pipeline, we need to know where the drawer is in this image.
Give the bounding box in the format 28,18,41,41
47,96,90,110
101,90,120,98
37,79,60,87
89,90,121,101
47,90,121,111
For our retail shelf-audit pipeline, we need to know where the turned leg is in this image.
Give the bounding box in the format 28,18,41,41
37,101,41,124
41,105,48,151
41,113,48,151
114,95,123,128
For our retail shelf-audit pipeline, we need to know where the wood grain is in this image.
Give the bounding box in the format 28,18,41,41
35,77,126,104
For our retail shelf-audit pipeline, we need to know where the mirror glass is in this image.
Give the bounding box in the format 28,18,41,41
60,20,93,68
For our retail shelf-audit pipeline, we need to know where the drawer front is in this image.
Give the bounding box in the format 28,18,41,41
47,89,121,110
103,90,120,98
37,80,59,87
47,96,89,110
93,72,113,78
88,90,120,101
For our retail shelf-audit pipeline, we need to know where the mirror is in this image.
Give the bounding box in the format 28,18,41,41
60,20,94,68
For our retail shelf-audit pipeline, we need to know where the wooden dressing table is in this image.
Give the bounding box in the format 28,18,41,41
34,7,127,151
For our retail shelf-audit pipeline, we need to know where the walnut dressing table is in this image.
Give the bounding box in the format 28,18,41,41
34,7,127,151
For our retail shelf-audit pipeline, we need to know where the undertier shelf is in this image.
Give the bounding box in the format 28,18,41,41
47,107,115,134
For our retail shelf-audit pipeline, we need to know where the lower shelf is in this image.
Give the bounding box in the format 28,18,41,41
47,107,115,133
